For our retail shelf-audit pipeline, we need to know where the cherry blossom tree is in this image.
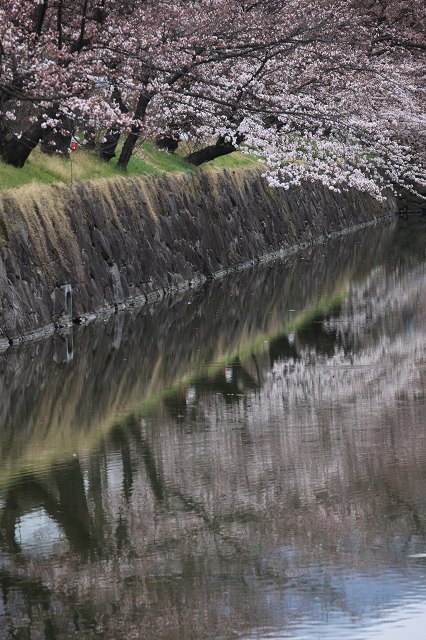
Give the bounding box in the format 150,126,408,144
92,0,426,197
0,0,424,200
0,0,132,166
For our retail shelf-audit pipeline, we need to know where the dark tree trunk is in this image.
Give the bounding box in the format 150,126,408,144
156,135,179,152
57,0,63,49
0,119,45,168
83,128,96,149
117,130,140,170
33,0,48,36
93,0,106,24
186,135,241,166
40,111,73,157
76,0,89,53
98,85,128,162
0,75,24,110
99,128,121,161
40,126,72,157
117,93,151,170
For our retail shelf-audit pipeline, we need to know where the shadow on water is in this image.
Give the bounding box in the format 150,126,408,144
1,217,426,638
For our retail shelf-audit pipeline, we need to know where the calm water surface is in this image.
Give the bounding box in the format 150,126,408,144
1,217,426,639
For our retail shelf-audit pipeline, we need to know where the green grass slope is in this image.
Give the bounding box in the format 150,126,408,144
0,142,259,192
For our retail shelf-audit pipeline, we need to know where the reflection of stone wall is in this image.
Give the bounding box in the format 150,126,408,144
0,168,397,344
0,225,395,486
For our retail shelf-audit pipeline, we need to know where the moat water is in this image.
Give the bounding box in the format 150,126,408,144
1,216,426,639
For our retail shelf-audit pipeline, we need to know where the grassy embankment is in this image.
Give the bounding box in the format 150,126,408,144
0,141,259,192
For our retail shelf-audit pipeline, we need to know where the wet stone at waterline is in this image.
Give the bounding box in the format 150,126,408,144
1,217,426,639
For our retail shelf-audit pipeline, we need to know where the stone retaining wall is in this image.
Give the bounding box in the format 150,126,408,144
0,168,397,346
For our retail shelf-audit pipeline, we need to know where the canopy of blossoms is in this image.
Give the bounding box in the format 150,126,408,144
0,0,425,199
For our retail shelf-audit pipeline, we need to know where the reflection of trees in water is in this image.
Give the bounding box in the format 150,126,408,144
0,222,395,486
0,458,100,565
2,372,426,640
3,219,426,638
